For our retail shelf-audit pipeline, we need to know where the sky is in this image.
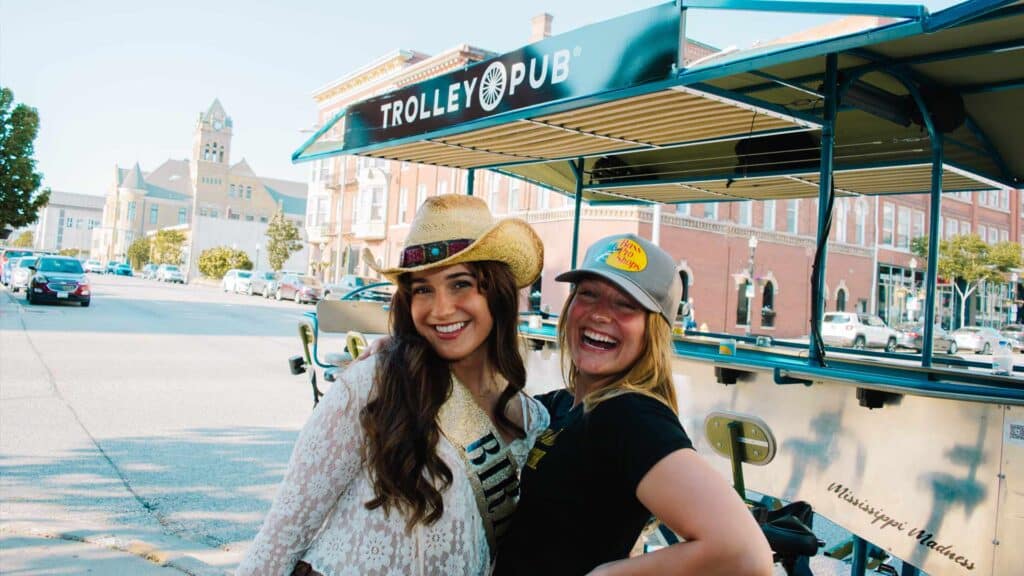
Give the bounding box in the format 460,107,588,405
1,0,960,198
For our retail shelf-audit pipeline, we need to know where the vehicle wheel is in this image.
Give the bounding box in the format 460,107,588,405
275,290,282,301
885,338,897,353
81,299,90,308
981,342,991,355
25,290,33,305
853,336,866,350
949,342,958,354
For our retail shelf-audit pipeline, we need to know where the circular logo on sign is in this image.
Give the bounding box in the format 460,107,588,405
479,62,507,112
602,239,648,273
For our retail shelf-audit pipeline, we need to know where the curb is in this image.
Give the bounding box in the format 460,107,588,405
0,525,228,576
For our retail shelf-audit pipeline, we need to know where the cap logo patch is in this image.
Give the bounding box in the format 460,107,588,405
599,238,648,272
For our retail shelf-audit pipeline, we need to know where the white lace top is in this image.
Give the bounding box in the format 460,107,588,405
236,357,549,576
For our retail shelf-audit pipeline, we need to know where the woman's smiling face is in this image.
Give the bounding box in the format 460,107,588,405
566,276,648,388
409,263,493,365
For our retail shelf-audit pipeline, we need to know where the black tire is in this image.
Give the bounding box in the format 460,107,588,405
25,289,33,305
981,342,991,355
853,336,866,350
885,338,897,353
949,341,958,354
81,299,90,308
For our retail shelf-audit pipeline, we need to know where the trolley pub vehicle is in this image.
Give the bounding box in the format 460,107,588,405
290,1,1024,574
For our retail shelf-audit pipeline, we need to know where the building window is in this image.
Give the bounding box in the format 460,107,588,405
882,202,894,245
1001,229,1009,242
246,186,252,199
230,184,236,198
945,217,958,238
398,188,408,223
487,176,500,211
66,217,74,228
855,200,867,245
259,216,268,223
897,206,910,249
508,179,521,212
961,220,970,235
704,203,718,220
127,201,137,223
178,208,187,224
678,204,691,217
762,283,776,327
417,184,427,209
200,207,209,217
835,199,847,242
836,288,847,312
228,212,240,221
762,200,775,231
911,209,925,244
245,215,255,222
538,188,550,210
736,280,751,326
738,201,752,226
210,209,219,218
150,205,159,225
989,226,999,244
786,199,799,234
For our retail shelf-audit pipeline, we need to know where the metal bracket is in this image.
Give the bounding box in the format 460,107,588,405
774,368,814,386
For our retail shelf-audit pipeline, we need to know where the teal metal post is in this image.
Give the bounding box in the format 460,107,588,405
851,536,868,576
569,158,584,268
466,168,475,197
809,53,838,366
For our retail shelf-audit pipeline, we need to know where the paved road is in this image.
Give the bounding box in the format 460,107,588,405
1,274,320,573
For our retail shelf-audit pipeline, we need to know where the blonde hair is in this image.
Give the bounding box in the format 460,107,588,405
557,285,678,414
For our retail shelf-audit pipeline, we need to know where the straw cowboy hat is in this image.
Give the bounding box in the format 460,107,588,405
367,194,543,288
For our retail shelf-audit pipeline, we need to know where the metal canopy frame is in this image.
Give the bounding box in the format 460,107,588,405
292,0,1024,402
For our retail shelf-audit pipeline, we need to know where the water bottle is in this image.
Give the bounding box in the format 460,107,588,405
992,339,1013,375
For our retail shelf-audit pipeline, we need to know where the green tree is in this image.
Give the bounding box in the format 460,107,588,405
0,87,50,234
265,209,303,271
197,246,252,279
151,229,186,265
914,234,1022,328
58,248,82,258
10,230,33,247
127,237,152,270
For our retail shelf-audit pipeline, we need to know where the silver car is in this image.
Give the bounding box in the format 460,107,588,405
9,258,33,293
951,326,1003,354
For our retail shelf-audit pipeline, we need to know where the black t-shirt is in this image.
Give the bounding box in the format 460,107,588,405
494,389,694,576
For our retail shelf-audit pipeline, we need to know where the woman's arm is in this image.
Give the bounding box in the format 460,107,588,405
235,367,367,575
589,449,773,576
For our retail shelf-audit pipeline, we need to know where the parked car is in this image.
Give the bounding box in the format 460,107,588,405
323,275,373,300
221,269,253,293
25,256,91,307
84,259,106,274
9,257,34,293
821,312,898,352
951,326,1003,354
156,264,185,284
2,249,39,285
249,270,279,297
999,324,1024,352
894,323,958,354
263,270,303,299
275,274,323,304
140,263,159,279
114,263,133,276
105,260,121,274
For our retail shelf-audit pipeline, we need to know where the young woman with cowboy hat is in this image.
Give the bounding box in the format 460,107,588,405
238,195,549,576
494,233,772,576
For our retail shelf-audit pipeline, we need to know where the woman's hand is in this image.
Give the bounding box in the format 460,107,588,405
357,336,391,360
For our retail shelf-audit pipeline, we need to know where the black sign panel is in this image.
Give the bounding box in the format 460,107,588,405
344,3,680,150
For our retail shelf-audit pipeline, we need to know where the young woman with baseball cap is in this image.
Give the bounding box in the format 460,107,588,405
238,195,549,576
495,233,772,576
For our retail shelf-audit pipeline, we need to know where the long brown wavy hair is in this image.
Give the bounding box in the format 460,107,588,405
360,261,527,529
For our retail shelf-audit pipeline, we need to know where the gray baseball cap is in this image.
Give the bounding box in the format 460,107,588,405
556,233,683,326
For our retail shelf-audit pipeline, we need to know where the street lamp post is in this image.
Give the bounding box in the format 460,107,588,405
255,244,261,270
745,235,759,336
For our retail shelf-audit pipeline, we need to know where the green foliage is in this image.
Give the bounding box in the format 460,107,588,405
151,229,186,265
265,209,303,271
937,234,1018,286
0,87,50,232
11,230,34,247
58,248,83,257
127,237,152,270
197,246,253,279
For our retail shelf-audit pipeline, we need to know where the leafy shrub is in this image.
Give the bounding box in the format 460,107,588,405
198,246,253,279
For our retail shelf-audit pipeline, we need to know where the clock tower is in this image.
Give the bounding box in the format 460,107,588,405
191,98,233,186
